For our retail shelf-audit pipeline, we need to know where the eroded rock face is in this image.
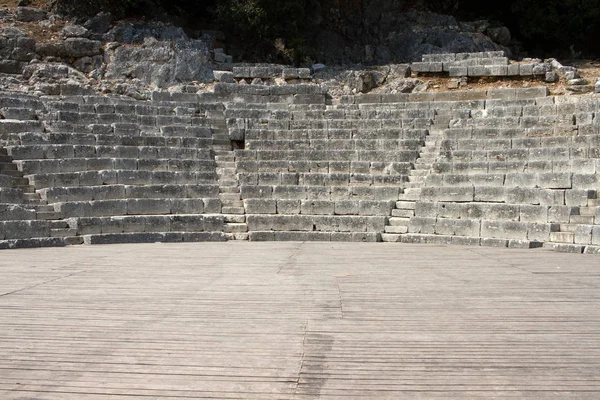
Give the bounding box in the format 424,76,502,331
105,37,214,87
315,10,506,64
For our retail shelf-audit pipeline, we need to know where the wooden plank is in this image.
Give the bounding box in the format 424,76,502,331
0,242,599,399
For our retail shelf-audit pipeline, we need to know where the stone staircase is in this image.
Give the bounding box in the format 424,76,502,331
210,109,248,240
382,109,450,242
0,147,81,244
543,190,600,253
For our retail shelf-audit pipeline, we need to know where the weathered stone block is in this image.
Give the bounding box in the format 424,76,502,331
244,199,277,214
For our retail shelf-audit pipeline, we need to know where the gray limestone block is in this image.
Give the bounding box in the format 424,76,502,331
505,188,540,205
203,199,221,213
538,172,572,189
276,200,301,214
573,174,600,188
101,217,125,234
72,217,102,235
423,53,456,62
273,231,308,241
592,226,600,245
565,190,595,206
141,216,171,233
482,220,528,240
203,215,224,232
232,66,250,78
273,185,306,200
505,172,538,187
519,205,549,223
171,199,205,214
170,215,205,232
489,65,508,76
118,216,147,233
330,232,353,241
301,200,334,215
486,204,520,221
527,222,558,242
182,232,227,242
333,201,358,215
244,199,277,214
454,219,481,237
7,145,44,159
448,66,468,77
479,238,508,247
519,64,534,76
84,233,166,245
408,217,436,234
365,216,386,232
248,231,275,241
411,62,430,72
351,232,380,242
487,88,515,100
574,224,594,245
359,200,393,216
126,199,171,215
583,245,600,254
434,218,455,235
415,201,441,218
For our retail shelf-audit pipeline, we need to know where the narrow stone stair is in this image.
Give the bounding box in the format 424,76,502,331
382,110,450,242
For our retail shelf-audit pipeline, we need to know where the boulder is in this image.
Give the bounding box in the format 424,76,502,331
105,37,213,87
84,12,113,34
14,7,47,22
486,26,511,46
62,25,90,38
63,38,103,57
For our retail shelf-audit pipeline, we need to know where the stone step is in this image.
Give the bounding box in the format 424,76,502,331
410,170,430,176
384,225,409,234
0,169,23,177
381,233,403,242
388,217,411,226
396,201,416,210
224,223,248,233
222,200,244,207
414,164,431,170
12,177,29,186
15,185,34,193
224,214,246,223
399,233,543,249
34,204,54,212
218,179,238,186
213,138,232,146
222,206,245,214
51,228,78,238
549,232,575,243
215,155,235,162
0,162,17,171
36,211,60,220
217,168,236,175
219,186,240,194
225,232,249,241
219,193,241,201
216,161,236,168
542,242,586,254
569,215,595,225
398,189,421,201
65,236,85,246
392,209,414,218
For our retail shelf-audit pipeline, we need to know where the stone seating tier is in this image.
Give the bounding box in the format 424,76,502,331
0,76,599,251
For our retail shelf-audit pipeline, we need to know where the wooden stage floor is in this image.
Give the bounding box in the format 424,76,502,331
1,242,599,399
